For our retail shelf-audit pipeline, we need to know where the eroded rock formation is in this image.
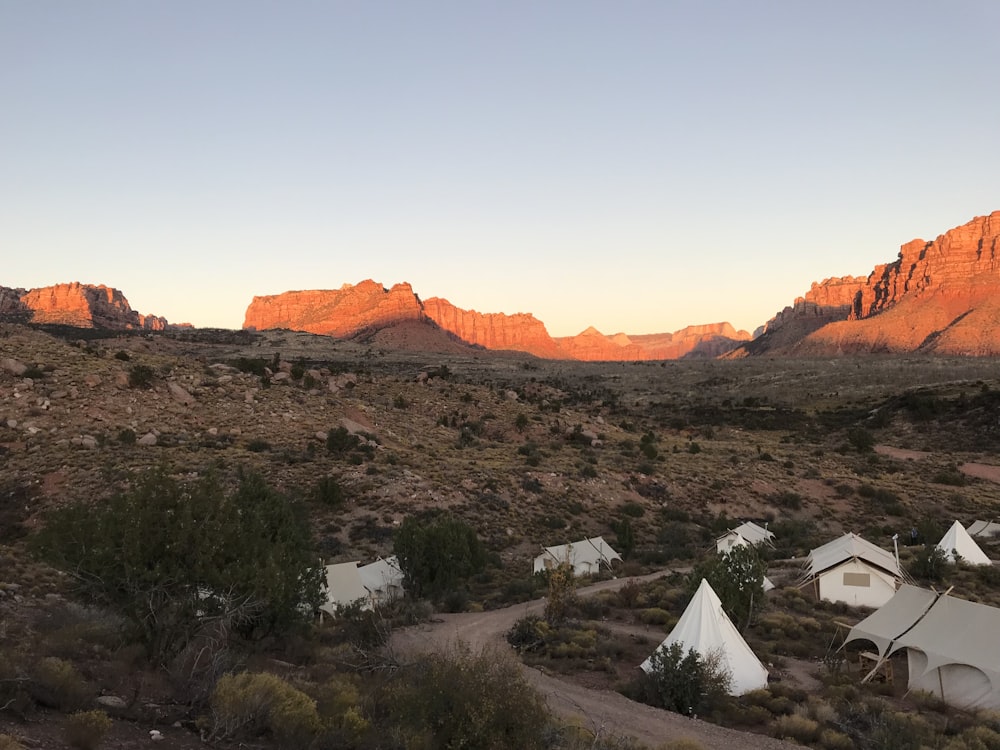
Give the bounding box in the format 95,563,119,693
0,283,167,330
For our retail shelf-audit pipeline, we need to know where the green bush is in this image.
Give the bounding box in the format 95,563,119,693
313,476,344,508
327,426,360,454
394,513,486,599
382,644,548,750
639,642,731,716
127,364,154,389
64,710,112,750
208,672,321,744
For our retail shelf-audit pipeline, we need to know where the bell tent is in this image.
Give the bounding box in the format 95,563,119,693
937,520,991,566
640,578,768,695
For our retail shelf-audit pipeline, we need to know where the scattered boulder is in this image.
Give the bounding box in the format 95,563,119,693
167,382,195,406
137,432,157,446
1,358,27,376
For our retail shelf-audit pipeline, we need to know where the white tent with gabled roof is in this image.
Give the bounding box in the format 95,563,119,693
533,536,622,577
320,561,369,616
967,520,1000,539
800,532,902,608
937,520,991,566
640,578,768,695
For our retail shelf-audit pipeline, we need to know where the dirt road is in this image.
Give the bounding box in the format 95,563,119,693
392,572,797,750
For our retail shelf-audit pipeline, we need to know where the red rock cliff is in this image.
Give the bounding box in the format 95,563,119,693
742,211,1000,356
421,297,566,358
243,280,424,337
3,283,167,330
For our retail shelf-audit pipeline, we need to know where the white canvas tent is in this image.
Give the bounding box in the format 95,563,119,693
641,579,768,695
937,521,991,565
967,520,1000,539
533,536,622,577
358,555,405,605
801,533,902,608
844,585,1000,710
715,522,774,554
320,561,370,616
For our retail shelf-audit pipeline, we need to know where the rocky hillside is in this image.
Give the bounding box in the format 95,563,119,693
736,211,1000,356
245,281,750,361
0,282,169,330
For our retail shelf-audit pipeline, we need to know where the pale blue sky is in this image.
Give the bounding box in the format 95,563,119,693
2,1,997,335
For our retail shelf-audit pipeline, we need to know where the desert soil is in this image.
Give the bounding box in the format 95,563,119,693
875,444,1000,484
392,571,798,750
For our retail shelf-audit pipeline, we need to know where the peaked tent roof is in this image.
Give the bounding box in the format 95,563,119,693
358,555,405,596
536,536,622,570
732,521,775,545
843,584,939,658
805,532,901,579
967,520,1000,538
938,520,992,565
640,578,768,695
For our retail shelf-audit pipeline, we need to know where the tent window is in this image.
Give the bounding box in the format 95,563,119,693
843,572,871,587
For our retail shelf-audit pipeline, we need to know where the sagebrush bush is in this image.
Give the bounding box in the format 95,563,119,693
772,713,821,743
208,672,322,745
0,734,26,750
64,710,112,750
29,657,93,711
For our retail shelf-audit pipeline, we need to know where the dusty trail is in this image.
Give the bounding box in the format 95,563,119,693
392,571,797,750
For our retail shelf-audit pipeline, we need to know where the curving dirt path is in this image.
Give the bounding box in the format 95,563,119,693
875,444,1000,483
392,572,797,750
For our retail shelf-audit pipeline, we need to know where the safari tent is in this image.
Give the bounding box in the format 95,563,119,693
641,579,768,695
358,555,405,605
967,520,1000,539
533,536,622,577
937,521,991,565
716,521,774,554
320,561,369,616
844,585,1000,710
801,533,902,608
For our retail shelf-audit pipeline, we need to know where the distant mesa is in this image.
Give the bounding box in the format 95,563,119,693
732,210,1000,357
0,282,170,331
243,281,752,361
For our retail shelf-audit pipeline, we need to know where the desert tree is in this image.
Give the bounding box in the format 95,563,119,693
393,513,485,600
32,467,323,662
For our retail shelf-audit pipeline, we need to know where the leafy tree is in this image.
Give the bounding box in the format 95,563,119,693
32,467,323,662
687,544,766,631
393,514,486,600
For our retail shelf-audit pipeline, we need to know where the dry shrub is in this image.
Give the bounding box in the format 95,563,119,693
639,608,673,626
29,657,93,711
207,672,321,745
942,725,1000,750
772,713,821,743
64,710,112,750
0,735,26,750
658,740,706,750
819,729,855,750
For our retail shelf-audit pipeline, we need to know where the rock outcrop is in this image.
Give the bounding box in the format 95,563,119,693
0,283,168,330
737,211,1000,356
422,297,566,358
244,281,751,361
244,281,423,337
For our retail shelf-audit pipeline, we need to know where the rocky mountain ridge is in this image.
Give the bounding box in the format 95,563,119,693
0,282,170,331
736,211,1000,356
245,285,752,360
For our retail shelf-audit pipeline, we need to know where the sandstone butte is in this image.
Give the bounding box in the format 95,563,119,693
243,282,752,361
735,210,1000,357
0,282,169,330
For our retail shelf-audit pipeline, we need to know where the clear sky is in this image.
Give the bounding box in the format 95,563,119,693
2,2,998,336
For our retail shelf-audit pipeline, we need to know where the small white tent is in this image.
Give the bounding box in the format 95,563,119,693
533,536,622,577
937,520,991,566
320,562,369,616
801,533,901,608
715,522,774,554
967,520,1000,539
845,585,1000,711
640,579,768,695
358,555,405,605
